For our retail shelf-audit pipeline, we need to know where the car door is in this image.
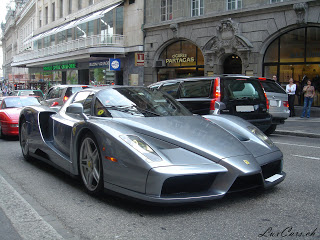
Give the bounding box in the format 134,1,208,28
51,91,93,159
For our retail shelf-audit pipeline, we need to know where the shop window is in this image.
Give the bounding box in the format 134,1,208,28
161,0,173,21
263,27,320,106
191,0,204,17
264,39,278,63
227,0,242,10
306,27,320,62
280,28,305,63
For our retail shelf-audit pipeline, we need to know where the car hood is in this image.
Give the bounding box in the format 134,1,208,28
0,108,21,121
112,116,252,161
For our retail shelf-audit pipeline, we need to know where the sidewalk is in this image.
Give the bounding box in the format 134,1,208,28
274,106,320,138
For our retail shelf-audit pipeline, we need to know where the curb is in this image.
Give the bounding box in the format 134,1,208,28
274,130,320,138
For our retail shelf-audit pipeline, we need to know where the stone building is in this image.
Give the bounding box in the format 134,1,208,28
2,0,145,92
143,0,320,106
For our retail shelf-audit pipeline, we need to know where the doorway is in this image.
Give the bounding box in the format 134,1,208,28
223,55,242,74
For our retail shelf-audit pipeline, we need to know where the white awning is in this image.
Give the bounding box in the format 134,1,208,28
24,1,122,44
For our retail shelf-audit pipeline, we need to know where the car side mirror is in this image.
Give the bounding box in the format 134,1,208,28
213,101,226,115
66,103,89,121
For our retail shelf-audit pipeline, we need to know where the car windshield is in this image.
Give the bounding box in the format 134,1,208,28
4,97,41,108
94,87,192,118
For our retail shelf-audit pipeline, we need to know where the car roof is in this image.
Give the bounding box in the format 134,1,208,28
149,75,266,86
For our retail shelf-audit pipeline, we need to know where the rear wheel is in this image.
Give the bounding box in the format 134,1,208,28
19,119,32,161
79,133,104,195
264,124,277,136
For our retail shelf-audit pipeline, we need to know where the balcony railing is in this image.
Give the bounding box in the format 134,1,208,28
13,34,125,64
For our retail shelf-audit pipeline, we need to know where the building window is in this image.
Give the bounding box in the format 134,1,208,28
60,0,63,18
78,0,82,10
227,0,242,10
89,0,94,5
45,6,48,24
52,2,55,22
39,10,42,27
161,0,172,21
191,0,204,17
68,0,72,14
129,0,135,4
270,0,283,3
263,27,320,106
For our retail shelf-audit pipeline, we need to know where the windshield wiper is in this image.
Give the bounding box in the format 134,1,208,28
133,105,161,116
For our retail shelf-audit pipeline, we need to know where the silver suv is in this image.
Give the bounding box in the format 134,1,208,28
259,78,290,135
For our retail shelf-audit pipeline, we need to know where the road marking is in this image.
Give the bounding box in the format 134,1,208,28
0,175,64,240
273,142,320,149
292,155,320,160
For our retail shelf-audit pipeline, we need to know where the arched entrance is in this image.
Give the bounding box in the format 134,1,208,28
223,55,242,74
156,40,204,81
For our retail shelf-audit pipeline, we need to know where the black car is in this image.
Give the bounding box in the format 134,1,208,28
149,75,272,132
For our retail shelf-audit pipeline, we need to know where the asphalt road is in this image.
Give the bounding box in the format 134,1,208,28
0,134,319,240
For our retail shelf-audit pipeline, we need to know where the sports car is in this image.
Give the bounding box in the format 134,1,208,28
0,96,41,138
19,86,285,203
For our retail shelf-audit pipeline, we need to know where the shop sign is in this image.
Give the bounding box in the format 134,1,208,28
110,58,121,71
43,63,77,71
135,53,145,66
89,60,109,68
166,54,195,64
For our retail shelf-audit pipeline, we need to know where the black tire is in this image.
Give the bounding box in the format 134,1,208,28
19,118,33,161
78,132,104,195
264,124,277,136
0,123,3,139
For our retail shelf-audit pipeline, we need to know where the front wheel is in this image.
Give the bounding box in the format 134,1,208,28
79,133,104,195
19,119,33,161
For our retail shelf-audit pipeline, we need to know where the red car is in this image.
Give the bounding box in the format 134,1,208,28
0,96,41,138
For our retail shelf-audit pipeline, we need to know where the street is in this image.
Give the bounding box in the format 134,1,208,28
0,134,319,240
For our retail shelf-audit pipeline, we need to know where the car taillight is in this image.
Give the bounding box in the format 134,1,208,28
283,101,289,108
259,81,269,110
210,77,221,110
63,96,69,102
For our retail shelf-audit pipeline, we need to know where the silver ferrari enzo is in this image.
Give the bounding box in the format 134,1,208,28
19,86,285,203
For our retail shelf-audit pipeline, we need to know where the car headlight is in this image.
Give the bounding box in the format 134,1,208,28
247,126,274,146
120,135,162,162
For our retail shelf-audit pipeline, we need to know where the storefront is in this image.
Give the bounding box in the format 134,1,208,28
156,40,204,81
263,26,320,106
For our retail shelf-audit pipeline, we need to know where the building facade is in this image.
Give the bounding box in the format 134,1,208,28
2,0,144,92
143,0,320,106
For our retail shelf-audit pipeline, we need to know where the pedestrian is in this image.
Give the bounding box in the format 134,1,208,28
300,79,315,118
286,77,296,117
272,75,277,82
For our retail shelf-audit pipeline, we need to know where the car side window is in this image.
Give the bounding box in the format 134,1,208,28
180,80,211,98
261,81,286,94
160,82,180,98
72,91,94,115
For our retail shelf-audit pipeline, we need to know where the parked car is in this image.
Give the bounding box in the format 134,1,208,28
41,85,91,107
0,96,41,138
149,75,272,132
19,86,285,203
12,89,44,100
259,78,290,135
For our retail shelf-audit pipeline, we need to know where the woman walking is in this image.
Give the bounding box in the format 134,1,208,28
301,79,315,118
286,78,296,117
